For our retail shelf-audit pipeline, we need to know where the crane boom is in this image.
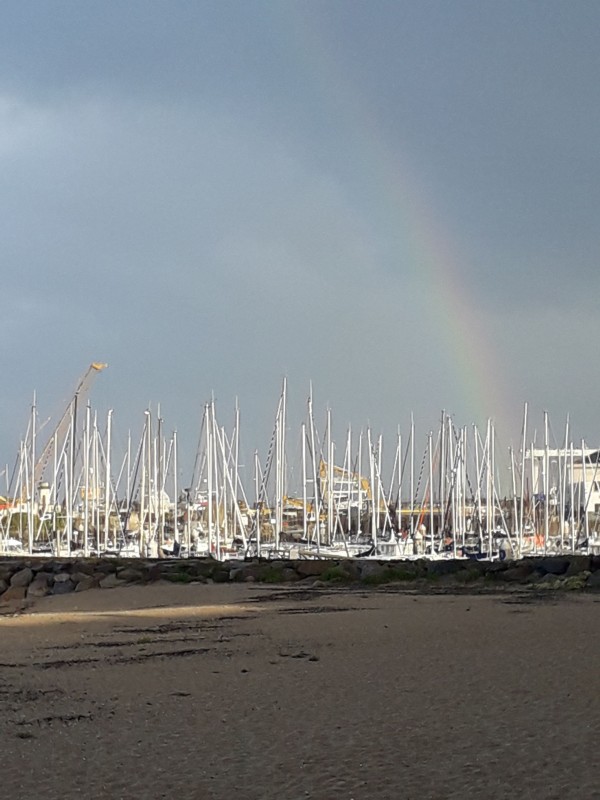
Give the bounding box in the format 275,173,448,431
34,362,108,484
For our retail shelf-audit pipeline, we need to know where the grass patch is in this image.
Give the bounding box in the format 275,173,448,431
483,572,501,584
261,568,285,583
361,567,420,586
320,566,353,583
163,572,194,583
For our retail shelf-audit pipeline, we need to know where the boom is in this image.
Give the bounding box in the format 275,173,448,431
34,362,108,484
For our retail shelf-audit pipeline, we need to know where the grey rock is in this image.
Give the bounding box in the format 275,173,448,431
565,556,592,576
0,578,7,594
88,562,118,575
226,559,246,571
52,580,75,595
533,574,561,590
10,567,34,588
498,565,533,582
338,560,362,580
586,571,600,588
536,572,561,584
357,561,387,579
116,567,144,582
0,585,27,603
293,560,332,578
99,573,122,589
281,568,301,582
484,561,508,573
229,568,245,582
71,560,100,575
426,560,465,576
33,571,55,584
46,561,67,573
145,564,164,582
536,558,570,575
53,573,72,583
75,575,100,592
231,563,278,582
27,576,50,598
70,571,93,585
184,560,219,579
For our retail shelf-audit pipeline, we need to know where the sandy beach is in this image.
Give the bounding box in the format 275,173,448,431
1,583,598,800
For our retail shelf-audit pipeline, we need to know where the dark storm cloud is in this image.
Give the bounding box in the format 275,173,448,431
2,0,600,469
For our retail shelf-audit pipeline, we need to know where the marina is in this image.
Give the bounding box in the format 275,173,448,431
2,364,600,562
3,5,599,799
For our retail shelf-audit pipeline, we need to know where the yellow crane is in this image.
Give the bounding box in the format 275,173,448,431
34,362,108,484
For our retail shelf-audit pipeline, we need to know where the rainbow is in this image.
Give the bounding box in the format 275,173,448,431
275,6,515,440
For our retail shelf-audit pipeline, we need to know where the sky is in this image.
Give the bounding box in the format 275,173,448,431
1,0,600,485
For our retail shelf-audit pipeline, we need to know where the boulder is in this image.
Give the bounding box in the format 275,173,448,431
70,560,99,576
226,559,246,572
497,564,534,582
70,571,93,585
88,562,118,575
159,560,214,580
463,558,490,577
99,573,122,589
280,567,302,582
534,573,561,589
33,570,55,583
425,560,466,576
586,571,600,589
27,576,51,598
52,580,75,595
0,578,7,594
116,567,144,583
293,560,332,578
565,556,592,576
10,567,34,588
536,558,570,576
43,561,68,574
1,585,27,603
75,575,101,592
212,569,232,583
184,559,219,579
484,561,508,573
145,563,165,582
338,560,363,580
54,573,72,583
231,562,293,582
357,561,388,579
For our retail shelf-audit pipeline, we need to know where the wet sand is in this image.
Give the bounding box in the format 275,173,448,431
1,583,599,799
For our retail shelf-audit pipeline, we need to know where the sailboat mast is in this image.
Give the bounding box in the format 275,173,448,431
104,409,112,552
518,402,528,556
409,414,415,537
28,394,36,554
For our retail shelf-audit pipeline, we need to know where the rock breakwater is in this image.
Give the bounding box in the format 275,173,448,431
1,553,599,610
